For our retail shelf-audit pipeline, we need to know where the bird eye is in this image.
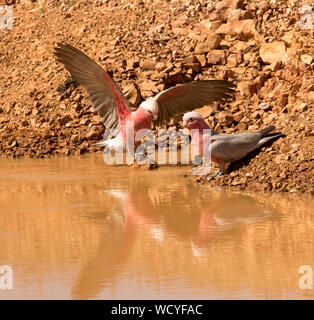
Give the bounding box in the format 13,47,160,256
190,118,194,121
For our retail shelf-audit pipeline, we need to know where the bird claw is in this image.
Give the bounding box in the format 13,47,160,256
134,153,156,166
148,158,156,165
192,165,211,176
207,169,224,180
149,160,159,170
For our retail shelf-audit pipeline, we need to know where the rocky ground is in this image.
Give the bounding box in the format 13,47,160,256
0,0,313,194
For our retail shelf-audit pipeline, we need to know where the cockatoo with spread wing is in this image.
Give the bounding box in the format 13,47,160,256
54,43,235,153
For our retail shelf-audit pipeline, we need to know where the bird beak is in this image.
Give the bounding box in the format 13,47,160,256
153,112,158,120
183,120,187,127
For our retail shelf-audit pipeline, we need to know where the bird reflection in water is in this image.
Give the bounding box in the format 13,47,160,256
71,178,280,299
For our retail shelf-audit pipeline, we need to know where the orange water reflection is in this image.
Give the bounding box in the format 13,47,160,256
0,154,313,299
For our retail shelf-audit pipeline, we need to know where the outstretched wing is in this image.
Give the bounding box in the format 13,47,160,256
54,43,131,129
154,80,235,125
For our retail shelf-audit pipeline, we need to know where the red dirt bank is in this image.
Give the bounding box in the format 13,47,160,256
0,0,313,194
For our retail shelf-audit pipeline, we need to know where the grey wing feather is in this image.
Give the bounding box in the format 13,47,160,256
54,43,131,130
210,133,261,162
154,80,235,126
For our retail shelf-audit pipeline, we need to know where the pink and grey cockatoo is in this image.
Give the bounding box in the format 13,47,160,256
183,112,283,177
54,44,235,155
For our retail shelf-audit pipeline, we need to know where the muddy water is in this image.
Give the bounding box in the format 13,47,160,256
0,153,313,300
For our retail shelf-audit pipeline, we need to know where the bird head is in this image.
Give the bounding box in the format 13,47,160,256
140,98,159,120
183,112,207,129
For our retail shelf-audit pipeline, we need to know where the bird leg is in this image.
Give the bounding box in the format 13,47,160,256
192,154,203,167
134,152,143,164
192,157,211,176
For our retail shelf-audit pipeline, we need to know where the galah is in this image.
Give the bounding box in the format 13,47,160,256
54,43,235,156
183,112,284,177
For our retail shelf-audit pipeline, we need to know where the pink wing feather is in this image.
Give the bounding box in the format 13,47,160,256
102,72,131,125
54,43,131,129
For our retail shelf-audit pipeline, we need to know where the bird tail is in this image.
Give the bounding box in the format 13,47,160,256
92,140,108,148
258,126,275,136
258,132,285,147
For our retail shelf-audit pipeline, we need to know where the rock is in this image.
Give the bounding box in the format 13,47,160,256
193,105,216,119
184,62,200,73
254,74,268,90
199,19,222,32
259,102,271,111
219,0,245,10
150,72,163,81
215,19,257,40
259,41,286,66
140,60,156,70
171,15,188,28
123,84,142,107
74,103,83,113
21,119,29,127
298,103,308,111
281,31,295,46
216,112,234,125
70,134,81,144
237,122,247,130
58,115,72,125
301,55,313,65
231,179,244,186
79,118,89,125
184,56,198,64
227,54,241,67
171,27,188,36
206,50,226,65
165,70,187,84
184,57,201,71
126,58,140,69
194,34,222,54
207,10,224,22
139,80,158,97
233,111,244,122
257,1,271,12
86,129,101,140
196,54,207,67
238,81,257,98
278,93,289,107
227,9,254,21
